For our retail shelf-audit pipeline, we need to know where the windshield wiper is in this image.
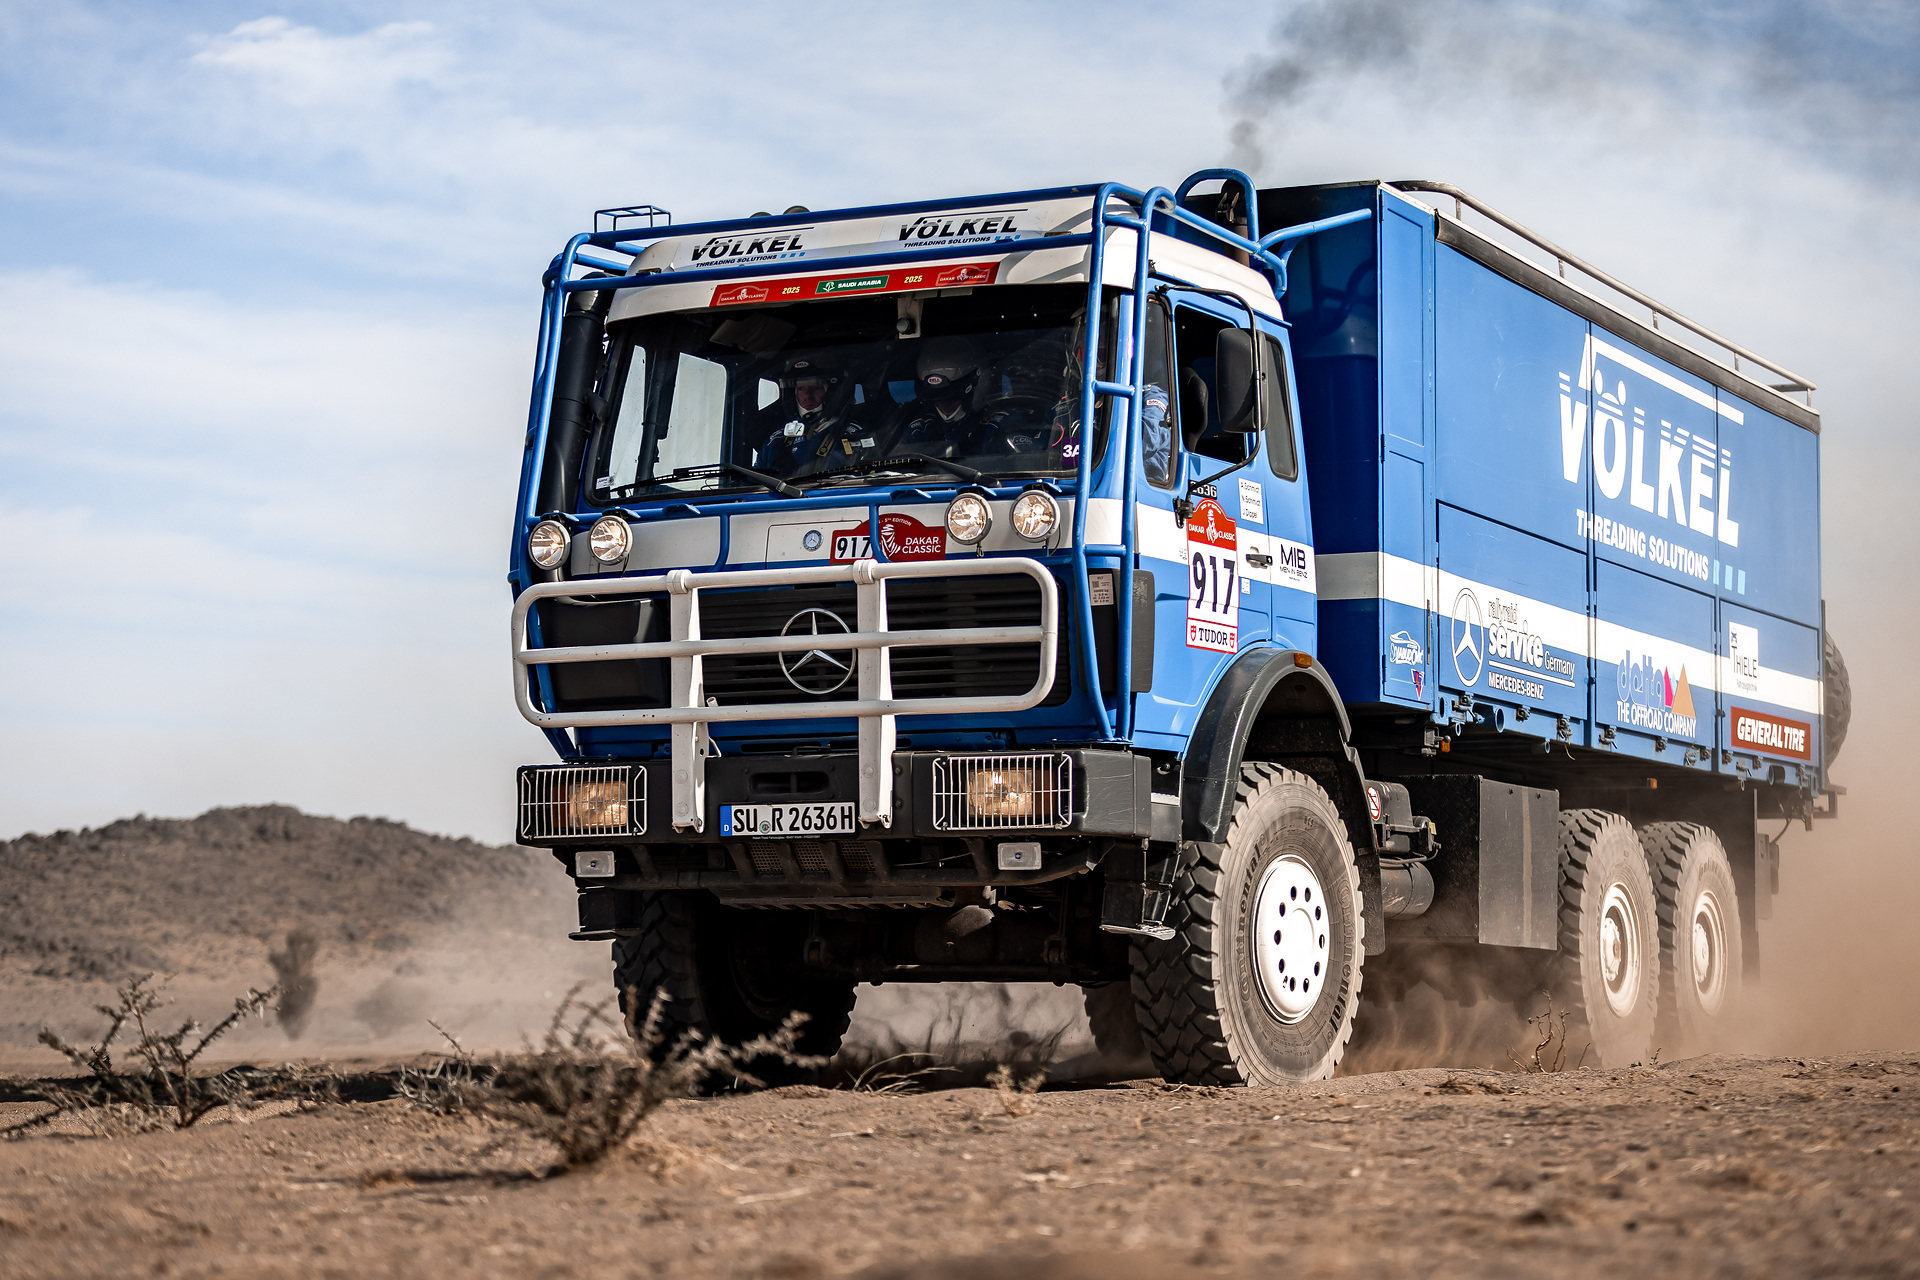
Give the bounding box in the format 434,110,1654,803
620,464,800,499
798,454,984,487
714,462,802,498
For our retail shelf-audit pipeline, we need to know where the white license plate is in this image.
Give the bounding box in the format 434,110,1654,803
720,801,857,839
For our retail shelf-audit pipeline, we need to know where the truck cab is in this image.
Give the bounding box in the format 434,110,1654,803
508,174,1839,1083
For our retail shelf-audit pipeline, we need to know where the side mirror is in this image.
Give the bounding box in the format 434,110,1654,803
1213,329,1264,432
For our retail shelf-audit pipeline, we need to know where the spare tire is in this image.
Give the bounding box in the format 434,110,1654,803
1824,628,1852,767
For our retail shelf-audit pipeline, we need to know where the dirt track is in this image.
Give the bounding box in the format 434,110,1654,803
3,1051,1915,1278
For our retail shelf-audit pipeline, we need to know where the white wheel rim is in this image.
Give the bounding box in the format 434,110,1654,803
1598,880,1645,1017
1691,887,1729,1014
1252,855,1331,1024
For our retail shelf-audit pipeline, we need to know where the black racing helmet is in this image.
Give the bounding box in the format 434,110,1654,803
780,353,842,393
914,337,980,405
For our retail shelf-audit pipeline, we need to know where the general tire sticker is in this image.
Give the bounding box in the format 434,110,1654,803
1730,706,1812,760
1185,498,1238,653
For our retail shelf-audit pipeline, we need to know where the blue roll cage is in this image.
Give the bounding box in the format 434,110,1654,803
513,170,1371,756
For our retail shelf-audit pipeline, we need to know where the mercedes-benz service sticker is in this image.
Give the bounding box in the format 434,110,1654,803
1186,498,1238,653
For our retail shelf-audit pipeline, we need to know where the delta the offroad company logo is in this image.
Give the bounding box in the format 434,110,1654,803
1616,651,1700,739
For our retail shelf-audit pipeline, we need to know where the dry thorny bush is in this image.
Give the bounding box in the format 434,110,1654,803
1505,991,1591,1074
987,1063,1045,1116
397,983,819,1173
3,975,332,1137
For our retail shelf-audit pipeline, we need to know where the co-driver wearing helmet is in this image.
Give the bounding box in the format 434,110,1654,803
892,337,1041,460
751,357,883,478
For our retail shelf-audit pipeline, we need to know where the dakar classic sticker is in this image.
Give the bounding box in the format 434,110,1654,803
711,262,1002,308
1185,498,1238,653
829,514,946,563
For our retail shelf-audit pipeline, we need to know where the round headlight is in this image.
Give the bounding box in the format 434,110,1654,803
945,493,992,545
587,515,631,564
1009,490,1059,542
526,519,570,570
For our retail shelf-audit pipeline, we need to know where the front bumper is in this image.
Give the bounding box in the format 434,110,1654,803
519,748,1161,906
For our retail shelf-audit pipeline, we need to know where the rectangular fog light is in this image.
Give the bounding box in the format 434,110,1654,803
997,842,1041,870
574,850,615,878
932,754,1072,831
519,764,645,840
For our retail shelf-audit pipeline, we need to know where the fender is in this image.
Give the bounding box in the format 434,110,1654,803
1180,648,1370,851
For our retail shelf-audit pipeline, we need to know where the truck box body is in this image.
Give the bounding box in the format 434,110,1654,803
1258,183,1824,788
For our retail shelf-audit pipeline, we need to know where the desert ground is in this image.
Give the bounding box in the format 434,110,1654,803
2,1052,1915,1278
2,807,1915,1277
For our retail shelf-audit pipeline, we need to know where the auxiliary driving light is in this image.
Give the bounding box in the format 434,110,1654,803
587,515,631,564
930,754,1072,831
967,767,1037,820
567,778,630,831
1009,489,1059,542
526,519,571,570
945,492,992,544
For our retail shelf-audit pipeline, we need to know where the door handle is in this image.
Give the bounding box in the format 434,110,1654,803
1245,553,1273,568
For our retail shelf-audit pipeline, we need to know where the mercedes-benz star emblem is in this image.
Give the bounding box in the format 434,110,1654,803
1450,587,1484,687
779,608,855,695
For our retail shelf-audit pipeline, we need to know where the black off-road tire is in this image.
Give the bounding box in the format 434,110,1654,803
1080,982,1153,1077
1556,810,1659,1068
1638,821,1743,1051
611,892,856,1085
1824,629,1851,766
1130,763,1364,1085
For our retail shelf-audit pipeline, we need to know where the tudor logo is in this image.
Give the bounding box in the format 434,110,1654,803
779,608,855,695
1450,588,1484,687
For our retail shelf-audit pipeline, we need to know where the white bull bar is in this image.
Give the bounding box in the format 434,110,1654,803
511,558,1061,834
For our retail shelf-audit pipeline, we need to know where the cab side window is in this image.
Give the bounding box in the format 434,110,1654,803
1264,333,1300,482
1173,307,1254,467
1141,298,1177,488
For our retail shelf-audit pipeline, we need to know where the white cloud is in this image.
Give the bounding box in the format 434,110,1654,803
189,16,449,106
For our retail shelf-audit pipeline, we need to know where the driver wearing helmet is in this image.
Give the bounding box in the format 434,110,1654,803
751,356,882,478
892,337,1018,459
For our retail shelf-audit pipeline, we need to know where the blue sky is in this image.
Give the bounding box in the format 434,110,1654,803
2,1,1915,844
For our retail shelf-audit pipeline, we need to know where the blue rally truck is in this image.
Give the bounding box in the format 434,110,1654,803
508,174,1843,1082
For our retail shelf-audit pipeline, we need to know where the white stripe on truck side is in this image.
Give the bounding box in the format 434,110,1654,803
1316,551,1819,715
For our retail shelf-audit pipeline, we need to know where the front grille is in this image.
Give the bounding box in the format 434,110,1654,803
744,839,878,877
698,575,1067,707
520,765,645,840
931,753,1073,831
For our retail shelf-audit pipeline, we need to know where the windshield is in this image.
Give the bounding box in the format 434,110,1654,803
586,284,1114,500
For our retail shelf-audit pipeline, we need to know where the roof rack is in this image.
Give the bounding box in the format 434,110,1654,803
1387,180,1815,407
594,205,672,234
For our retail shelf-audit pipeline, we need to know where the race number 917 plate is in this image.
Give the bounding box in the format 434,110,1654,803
1186,497,1238,652
720,802,857,838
